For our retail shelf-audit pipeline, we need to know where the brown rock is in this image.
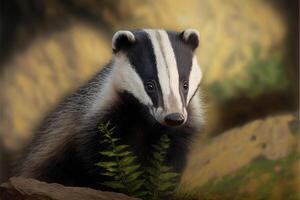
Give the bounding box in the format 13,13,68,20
0,177,140,200
181,113,297,188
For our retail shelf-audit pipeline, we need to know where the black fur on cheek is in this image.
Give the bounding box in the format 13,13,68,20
125,31,164,108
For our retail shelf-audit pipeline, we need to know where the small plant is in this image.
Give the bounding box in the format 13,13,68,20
96,122,179,199
96,123,145,197
144,134,179,200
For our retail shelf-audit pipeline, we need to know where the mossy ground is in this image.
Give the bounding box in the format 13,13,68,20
174,151,299,200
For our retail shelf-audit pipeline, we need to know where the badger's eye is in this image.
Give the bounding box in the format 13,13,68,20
183,80,189,90
145,81,156,92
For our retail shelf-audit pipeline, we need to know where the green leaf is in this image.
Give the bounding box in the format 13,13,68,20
100,151,116,157
158,182,175,192
111,138,120,142
127,171,143,182
118,151,132,157
95,161,117,168
161,142,169,149
160,172,178,180
123,164,141,175
101,172,116,177
161,166,172,172
120,156,135,166
115,145,130,152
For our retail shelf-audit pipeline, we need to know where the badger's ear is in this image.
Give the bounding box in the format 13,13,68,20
180,29,200,51
112,30,136,53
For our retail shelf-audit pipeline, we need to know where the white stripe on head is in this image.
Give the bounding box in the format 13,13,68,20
144,30,170,103
157,30,183,111
113,54,153,106
144,29,183,116
187,56,202,104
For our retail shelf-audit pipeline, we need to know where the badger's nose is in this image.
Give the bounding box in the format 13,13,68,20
164,113,185,126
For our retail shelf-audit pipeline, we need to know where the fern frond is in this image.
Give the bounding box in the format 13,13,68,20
144,134,180,200
97,122,145,197
97,123,180,199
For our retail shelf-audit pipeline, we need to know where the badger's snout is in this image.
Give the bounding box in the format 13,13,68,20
164,113,185,126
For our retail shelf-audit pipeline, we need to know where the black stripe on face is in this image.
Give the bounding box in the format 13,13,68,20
124,30,163,108
167,31,194,107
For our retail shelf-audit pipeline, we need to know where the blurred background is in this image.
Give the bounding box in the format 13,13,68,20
0,0,299,199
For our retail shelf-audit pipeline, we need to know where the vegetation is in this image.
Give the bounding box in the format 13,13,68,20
96,122,179,199
144,134,179,200
96,123,145,197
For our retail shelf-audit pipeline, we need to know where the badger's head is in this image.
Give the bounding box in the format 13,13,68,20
111,29,202,127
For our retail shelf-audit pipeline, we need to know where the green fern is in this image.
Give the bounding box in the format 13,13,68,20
96,122,145,197
144,134,179,200
97,122,179,199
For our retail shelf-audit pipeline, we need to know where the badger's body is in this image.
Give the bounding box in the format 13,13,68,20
19,29,204,189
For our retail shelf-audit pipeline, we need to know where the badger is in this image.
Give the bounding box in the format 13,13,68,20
19,29,204,189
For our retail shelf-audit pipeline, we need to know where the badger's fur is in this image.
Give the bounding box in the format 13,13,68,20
19,29,204,189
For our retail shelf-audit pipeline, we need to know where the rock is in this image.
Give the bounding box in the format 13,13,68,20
179,113,299,199
0,177,140,200
182,113,297,187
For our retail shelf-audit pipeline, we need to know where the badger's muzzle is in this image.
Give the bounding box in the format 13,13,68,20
164,113,185,126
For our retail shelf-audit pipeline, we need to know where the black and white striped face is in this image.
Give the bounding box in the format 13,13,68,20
111,29,202,127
